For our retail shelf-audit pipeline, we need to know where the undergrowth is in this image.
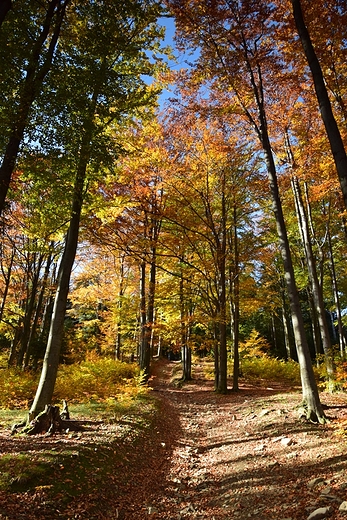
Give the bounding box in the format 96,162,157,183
239,357,302,384
0,357,145,409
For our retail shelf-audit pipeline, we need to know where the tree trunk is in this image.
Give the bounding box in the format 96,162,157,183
24,248,54,368
291,0,347,211
213,321,220,391
261,125,325,421
226,18,326,420
231,204,240,392
327,227,346,358
180,271,192,381
0,246,14,323
0,0,68,215
281,302,292,360
291,174,334,384
115,254,124,361
215,186,228,394
29,116,93,417
17,253,44,367
139,260,150,376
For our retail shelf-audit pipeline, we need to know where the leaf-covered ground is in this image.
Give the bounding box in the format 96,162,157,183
1,359,347,519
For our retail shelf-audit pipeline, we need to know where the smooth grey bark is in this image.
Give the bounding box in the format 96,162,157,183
227,16,326,420
291,0,347,211
29,120,93,417
307,287,322,360
327,227,346,358
261,135,324,420
216,259,227,394
281,300,292,360
290,175,334,383
146,249,157,370
230,204,240,392
0,0,68,216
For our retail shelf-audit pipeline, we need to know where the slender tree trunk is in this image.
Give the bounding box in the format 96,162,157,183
180,271,191,381
17,253,43,367
29,117,93,417
145,248,157,375
115,254,124,361
281,302,292,360
231,23,326,420
0,246,14,323
291,0,347,210
216,187,227,394
271,315,278,353
307,288,322,361
327,227,346,358
8,326,21,366
291,175,334,384
139,260,148,373
213,321,219,391
0,0,68,216
262,128,325,421
231,204,240,391
24,248,54,368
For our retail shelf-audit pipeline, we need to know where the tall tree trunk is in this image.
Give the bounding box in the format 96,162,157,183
17,253,44,367
24,248,54,368
307,287,322,361
230,20,326,420
145,246,157,376
29,117,93,417
0,0,68,216
291,0,347,211
231,204,240,392
213,321,220,391
0,246,14,323
281,300,292,360
290,174,334,384
327,227,346,358
261,126,325,421
180,270,191,381
139,260,149,375
215,186,227,394
115,254,124,361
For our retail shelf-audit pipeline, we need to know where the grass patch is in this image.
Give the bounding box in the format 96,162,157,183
0,408,28,429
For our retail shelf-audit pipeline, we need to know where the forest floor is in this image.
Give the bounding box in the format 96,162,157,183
1,359,347,519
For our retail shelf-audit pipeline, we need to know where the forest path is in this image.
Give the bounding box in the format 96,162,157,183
142,359,347,520
1,359,347,519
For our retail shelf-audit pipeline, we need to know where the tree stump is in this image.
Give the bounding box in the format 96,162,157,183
24,405,63,435
11,401,86,435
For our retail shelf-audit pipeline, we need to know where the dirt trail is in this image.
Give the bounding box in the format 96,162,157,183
144,359,347,520
1,359,347,520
